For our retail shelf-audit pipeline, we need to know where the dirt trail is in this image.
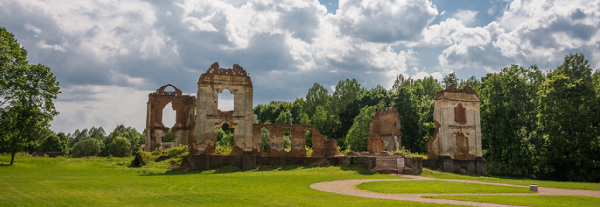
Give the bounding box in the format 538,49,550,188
310,175,600,207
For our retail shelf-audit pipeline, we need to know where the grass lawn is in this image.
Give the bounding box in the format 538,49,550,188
420,168,600,191
424,195,600,207
357,180,534,194
0,156,461,207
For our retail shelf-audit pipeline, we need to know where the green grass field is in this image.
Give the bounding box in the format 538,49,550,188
0,156,459,207
420,168,600,191
425,195,600,207
357,180,534,194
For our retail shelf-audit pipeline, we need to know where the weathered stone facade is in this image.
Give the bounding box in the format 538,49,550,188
424,85,486,176
192,63,254,155
145,84,196,152
146,63,343,171
367,108,401,154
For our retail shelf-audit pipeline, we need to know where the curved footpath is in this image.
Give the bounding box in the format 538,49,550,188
310,175,600,207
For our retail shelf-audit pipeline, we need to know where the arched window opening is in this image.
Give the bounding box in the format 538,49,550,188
164,86,176,92
218,89,235,111
162,102,176,128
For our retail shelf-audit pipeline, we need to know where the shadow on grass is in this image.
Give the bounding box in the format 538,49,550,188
139,164,376,176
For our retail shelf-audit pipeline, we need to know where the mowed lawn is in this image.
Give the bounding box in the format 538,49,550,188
0,156,459,207
357,180,534,194
420,168,600,191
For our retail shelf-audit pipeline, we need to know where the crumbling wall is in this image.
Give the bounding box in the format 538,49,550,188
251,124,339,157
427,85,482,160
193,63,253,154
367,133,385,155
367,108,401,154
145,84,196,152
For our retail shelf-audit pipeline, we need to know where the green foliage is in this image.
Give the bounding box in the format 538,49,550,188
391,75,441,153
536,53,600,182
479,64,544,178
305,82,330,117
276,110,293,124
108,136,131,157
0,28,60,164
216,124,234,151
39,133,69,156
71,138,103,157
162,129,175,142
357,180,533,194
305,146,313,156
442,72,459,87
260,127,270,152
389,147,427,158
346,105,378,152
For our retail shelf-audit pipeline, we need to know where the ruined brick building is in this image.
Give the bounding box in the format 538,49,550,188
424,85,486,176
145,63,348,171
367,108,401,155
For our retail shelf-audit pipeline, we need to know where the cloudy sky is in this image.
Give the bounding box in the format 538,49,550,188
2,0,599,134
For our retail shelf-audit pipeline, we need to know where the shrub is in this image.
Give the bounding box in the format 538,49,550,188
109,136,131,157
71,138,103,157
40,134,68,156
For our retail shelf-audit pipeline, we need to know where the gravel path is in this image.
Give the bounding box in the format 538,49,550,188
310,175,600,207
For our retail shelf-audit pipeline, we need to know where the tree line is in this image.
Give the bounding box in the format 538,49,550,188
253,54,600,182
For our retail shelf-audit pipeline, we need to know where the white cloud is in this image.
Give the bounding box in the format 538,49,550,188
35,40,66,51
487,5,496,16
333,0,438,43
51,85,152,133
24,23,42,34
453,9,478,26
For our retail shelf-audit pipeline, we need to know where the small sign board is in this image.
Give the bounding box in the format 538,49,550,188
397,158,404,168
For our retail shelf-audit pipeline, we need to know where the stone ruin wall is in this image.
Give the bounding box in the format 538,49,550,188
427,85,482,160
145,84,196,152
251,124,339,157
367,108,401,154
193,62,254,155
146,63,341,159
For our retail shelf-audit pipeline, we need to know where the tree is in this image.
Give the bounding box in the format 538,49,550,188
479,64,544,177
304,83,330,117
0,27,60,164
71,138,103,157
346,105,378,152
40,133,69,156
108,136,132,157
442,72,459,87
537,54,600,182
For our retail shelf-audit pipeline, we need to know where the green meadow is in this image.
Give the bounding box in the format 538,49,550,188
0,156,454,207
2,156,600,207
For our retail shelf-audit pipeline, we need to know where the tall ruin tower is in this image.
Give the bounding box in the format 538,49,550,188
192,62,254,154
425,85,486,176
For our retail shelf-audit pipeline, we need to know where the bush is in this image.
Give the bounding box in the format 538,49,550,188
40,134,68,156
71,138,103,157
109,136,131,157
